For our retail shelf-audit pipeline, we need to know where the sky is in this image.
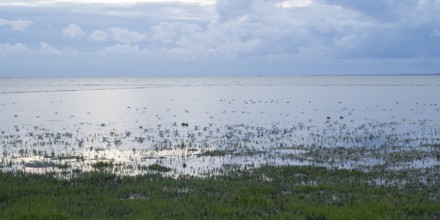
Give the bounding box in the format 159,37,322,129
0,0,440,76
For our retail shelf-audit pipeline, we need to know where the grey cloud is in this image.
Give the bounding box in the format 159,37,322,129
311,0,440,58
149,1,382,59
316,0,440,24
315,0,411,19
155,0,440,61
1,0,439,76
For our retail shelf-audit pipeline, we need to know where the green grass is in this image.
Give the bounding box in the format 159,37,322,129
92,161,114,169
0,166,439,219
147,164,172,173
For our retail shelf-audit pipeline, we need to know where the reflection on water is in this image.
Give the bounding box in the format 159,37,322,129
1,75,440,176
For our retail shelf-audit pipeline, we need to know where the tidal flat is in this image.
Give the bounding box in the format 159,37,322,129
1,75,440,219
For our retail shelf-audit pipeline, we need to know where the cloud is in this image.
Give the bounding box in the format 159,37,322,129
151,22,202,44
100,44,142,54
63,24,86,39
6,0,437,61
1,0,439,76
148,19,265,60
310,0,440,58
39,42,63,54
0,0,216,7
277,0,312,8
207,0,440,59
0,43,30,56
90,30,108,42
215,0,253,21
109,28,146,43
316,0,440,24
145,1,380,60
0,18,32,31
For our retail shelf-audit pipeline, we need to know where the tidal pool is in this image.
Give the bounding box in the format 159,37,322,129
1,75,440,176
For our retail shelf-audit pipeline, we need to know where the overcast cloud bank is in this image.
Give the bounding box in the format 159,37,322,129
0,0,439,76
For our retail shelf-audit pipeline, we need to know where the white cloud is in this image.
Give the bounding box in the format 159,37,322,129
0,18,8,27
0,43,30,56
63,24,86,39
151,22,202,44
39,42,63,54
90,30,109,42
0,18,32,31
109,28,146,43
277,0,312,8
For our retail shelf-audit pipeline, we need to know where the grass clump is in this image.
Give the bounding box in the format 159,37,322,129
147,163,172,172
197,150,235,157
92,161,114,169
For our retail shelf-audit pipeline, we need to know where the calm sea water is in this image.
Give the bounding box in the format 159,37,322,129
1,75,440,176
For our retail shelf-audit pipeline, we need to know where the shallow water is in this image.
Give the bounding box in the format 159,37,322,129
1,75,440,176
